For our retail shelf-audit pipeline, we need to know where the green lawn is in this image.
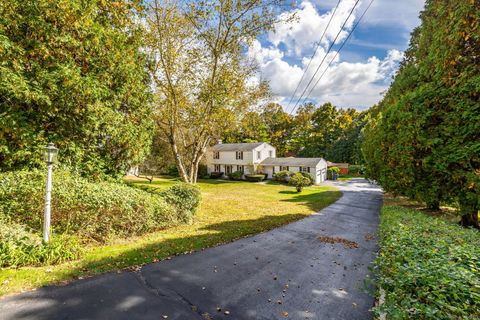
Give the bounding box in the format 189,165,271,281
0,177,341,296
338,174,364,181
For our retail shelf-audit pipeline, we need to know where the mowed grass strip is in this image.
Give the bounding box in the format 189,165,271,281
0,177,341,296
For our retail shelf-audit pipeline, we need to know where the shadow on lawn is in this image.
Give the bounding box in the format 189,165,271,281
279,190,342,212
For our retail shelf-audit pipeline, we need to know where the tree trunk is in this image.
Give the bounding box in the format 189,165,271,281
460,211,479,229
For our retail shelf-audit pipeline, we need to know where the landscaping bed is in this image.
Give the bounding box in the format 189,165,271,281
373,205,480,319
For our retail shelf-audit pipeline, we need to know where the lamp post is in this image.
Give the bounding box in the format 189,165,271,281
43,142,58,243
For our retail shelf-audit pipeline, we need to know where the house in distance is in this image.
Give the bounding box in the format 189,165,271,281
206,141,328,184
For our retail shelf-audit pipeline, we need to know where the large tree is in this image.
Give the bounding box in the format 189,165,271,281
146,0,289,183
363,0,480,227
0,0,153,178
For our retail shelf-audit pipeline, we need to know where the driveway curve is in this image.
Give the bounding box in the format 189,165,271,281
0,178,382,320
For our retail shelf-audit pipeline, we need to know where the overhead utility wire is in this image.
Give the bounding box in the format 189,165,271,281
285,0,342,113
289,0,360,115
300,0,375,105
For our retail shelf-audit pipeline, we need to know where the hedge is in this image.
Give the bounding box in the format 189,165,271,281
245,174,265,182
210,172,224,179
273,170,293,182
228,170,243,181
373,206,480,319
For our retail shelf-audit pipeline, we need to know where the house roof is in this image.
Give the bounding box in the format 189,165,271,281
260,157,325,167
327,161,349,168
212,142,265,152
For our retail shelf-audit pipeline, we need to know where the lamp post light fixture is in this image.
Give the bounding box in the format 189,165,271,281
43,142,58,243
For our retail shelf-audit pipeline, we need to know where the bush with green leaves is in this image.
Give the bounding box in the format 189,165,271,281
348,165,363,176
273,170,293,182
228,170,243,181
299,172,314,185
373,206,480,319
209,172,224,179
0,219,81,268
245,174,265,182
0,169,198,243
160,183,201,224
327,167,340,180
288,173,311,192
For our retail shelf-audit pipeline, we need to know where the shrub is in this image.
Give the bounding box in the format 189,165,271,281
228,170,243,181
0,219,81,267
160,183,201,224
165,165,179,177
288,173,311,192
273,170,293,182
197,164,208,178
210,172,224,179
327,166,340,180
373,206,480,319
245,174,265,182
348,165,363,176
0,170,194,242
299,172,314,185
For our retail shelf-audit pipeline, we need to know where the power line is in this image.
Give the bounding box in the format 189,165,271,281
289,0,360,115
285,0,342,113
301,0,375,105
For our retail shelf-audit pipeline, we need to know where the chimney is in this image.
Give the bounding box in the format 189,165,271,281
217,139,222,144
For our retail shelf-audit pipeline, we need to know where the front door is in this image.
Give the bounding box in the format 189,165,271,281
225,165,233,175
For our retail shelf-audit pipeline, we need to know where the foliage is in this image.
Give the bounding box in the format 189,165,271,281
0,219,81,268
299,172,314,185
362,0,480,226
348,165,363,176
145,1,289,183
228,170,244,181
210,172,224,179
0,169,199,243
327,167,340,180
273,170,293,182
373,206,480,318
160,183,201,224
289,173,311,192
0,0,153,178
164,165,179,177
245,174,265,182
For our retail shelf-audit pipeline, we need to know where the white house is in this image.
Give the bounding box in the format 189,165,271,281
206,141,328,184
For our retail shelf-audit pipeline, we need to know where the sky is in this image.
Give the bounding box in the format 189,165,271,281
248,0,426,111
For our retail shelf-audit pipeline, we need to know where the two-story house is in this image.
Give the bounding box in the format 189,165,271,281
206,141,328,184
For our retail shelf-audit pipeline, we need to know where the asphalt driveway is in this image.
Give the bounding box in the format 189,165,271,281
0,178,383,320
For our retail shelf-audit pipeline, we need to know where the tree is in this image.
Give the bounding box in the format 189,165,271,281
146,0,289,183
0,0,153,178
362,0,480,227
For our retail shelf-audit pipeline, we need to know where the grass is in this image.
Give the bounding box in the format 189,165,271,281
0,177,341,297
373,205,480,318
338,174,363,181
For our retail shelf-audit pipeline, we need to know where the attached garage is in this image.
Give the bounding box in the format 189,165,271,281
260,157,328,184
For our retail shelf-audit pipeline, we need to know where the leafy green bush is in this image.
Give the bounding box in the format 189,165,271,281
245,174,265,182
288,173,311,192
273,170,293,182
160,183,201,224
0,219,81,267
299,172,314,185
373,206,480,319
197,164,208,178
0,170,194,242
348,165,363,176
210,172,224,179
327,166,340,180
228,170,243,181
164,165,179,177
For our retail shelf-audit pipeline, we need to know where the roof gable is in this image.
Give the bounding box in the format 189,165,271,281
212,142,265,152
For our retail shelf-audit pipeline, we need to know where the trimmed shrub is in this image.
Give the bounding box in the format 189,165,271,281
299,172,314,185
327,166,340,180
228,170,243,181
160,183,201,224
0,219,81,267
210,172,224,179
348,165,363,176
273,170,293,182
197,164,208,178
245,174,265,182
289,173,311,192
0,170,193,242
165,165,179,177
373,206,480,319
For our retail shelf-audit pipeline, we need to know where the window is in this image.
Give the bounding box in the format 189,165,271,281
225,165,233,175
214,164,221,172
213,151,220,159
280,166,289,171
236,165,244,173
272,166,276,174
236,151,243,160
257,151,261,160
300,167,311,173
269,150,273,157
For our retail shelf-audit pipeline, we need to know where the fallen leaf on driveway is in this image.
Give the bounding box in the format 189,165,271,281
318,235,359,249
282,311,289,317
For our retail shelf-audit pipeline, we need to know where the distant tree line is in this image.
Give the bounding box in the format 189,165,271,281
362,0,479,228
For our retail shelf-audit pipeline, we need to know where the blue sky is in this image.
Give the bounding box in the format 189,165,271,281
249,0,426,110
